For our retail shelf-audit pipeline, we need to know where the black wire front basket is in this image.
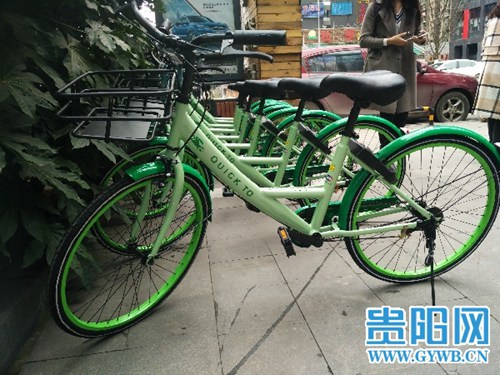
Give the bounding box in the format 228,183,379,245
57,69,176,142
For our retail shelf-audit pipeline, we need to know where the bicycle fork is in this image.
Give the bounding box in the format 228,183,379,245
128,161,186,265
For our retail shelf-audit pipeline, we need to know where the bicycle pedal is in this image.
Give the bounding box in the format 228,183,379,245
222,187,235,197
277,227,296,257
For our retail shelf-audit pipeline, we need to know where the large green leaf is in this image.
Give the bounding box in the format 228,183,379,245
85,19,131,55
44,223,65,265
85,0,99,11
94,140,132,162
4,143,86,203
18,162,85,204
0,66,58,118
91,139,117,163
0,132,56,154
29,53,67,88
0,202,19,243
63,36,94,78
20,207,49,243
86,20,115,54
22,239,46,268
70,135,91,149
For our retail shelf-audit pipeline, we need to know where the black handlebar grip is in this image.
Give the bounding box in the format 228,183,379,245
192,30,287,46
203,50,273,62
232,30,287,46
191,32,233,45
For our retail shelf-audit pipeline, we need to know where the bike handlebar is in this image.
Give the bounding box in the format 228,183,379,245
191,30,287,47
201,47,273,63
126,0,188,48
121,0,287,51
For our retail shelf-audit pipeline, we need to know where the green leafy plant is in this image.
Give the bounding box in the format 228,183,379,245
0,0,156,270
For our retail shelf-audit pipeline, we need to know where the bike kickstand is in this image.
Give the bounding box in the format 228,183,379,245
423,218,437,306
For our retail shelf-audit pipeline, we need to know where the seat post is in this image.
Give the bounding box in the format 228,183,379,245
245,96,253,112
344,101,362,137
257,97,266,116
293,98,307,122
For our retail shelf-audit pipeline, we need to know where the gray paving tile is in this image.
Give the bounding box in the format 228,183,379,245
124,333,221,375
126,293,217,345
25,319,127,362
206,207,263,243
210,258,304,335
219,322,330,375
20,350,126,375
207,235,273,264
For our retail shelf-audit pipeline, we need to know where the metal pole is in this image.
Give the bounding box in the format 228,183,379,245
317,0,321,47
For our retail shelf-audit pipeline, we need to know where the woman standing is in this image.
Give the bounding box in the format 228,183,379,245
474,1,500,146
359,0,426,131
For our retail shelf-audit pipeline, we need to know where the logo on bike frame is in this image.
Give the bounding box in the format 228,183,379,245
191,136,204,152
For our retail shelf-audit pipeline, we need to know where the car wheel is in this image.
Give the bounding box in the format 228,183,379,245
435,91,470,122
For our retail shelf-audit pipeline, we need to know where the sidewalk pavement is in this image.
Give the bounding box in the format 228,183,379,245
16,118,500,375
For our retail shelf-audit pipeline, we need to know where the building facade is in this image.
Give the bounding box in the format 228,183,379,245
449,0,497,60
301,0,369,45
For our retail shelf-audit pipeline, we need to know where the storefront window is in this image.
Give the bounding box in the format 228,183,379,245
469,7,481,37
451,18,463,41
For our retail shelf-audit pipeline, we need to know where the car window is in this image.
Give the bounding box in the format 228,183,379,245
305,50,364,73
443,61,457,69
337,52,364,72
186,16,210,22
459,60,474,68
307,55,329,72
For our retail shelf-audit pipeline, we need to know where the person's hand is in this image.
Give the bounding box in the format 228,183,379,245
411,30,427,45
387,32,410,47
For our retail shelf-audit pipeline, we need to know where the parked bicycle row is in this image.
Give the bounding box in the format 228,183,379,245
48,0,500,338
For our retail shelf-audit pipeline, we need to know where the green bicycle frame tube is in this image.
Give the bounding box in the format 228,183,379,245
164,102,436,237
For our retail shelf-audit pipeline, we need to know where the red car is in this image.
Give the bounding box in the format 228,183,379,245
302,45,478,122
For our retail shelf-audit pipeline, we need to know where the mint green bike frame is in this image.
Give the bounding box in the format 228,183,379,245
128,100,435,261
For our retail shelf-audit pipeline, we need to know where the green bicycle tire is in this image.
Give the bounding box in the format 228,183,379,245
49,172,210,337
342,134,500,282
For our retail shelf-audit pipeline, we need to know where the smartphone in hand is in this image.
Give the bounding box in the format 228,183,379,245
403,31,413,40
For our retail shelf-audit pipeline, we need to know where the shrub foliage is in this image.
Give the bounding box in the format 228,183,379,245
0,0,155,269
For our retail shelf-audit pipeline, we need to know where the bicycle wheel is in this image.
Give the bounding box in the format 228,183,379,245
294,119,403,206
49,172,210,337
342,134,499,283
260,111,342,158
